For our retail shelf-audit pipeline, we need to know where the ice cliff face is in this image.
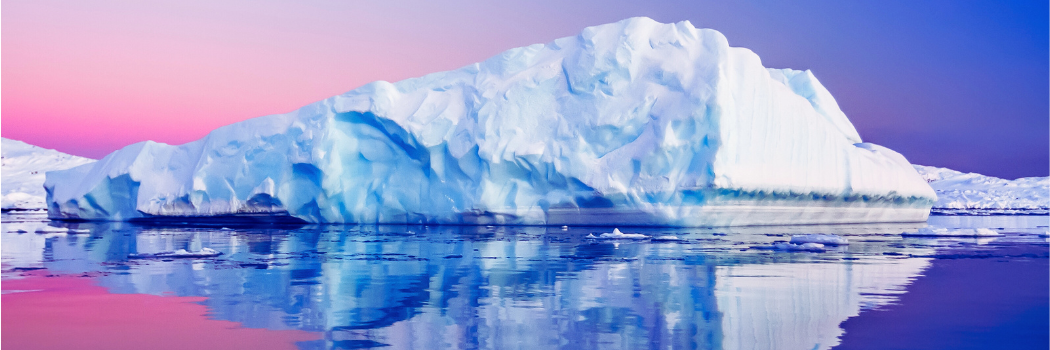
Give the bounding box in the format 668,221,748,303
46,17,935,226
2,138,96,210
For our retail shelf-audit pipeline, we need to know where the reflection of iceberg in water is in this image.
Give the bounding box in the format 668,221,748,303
716,259,932,350
3,211,953,349
927,215,1049,232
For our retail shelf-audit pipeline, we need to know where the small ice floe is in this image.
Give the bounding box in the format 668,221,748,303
902,227,1001,237
34,227,69,234
790,234,848,246
561,226,569,231
651,236,682,242
129,247,223,259
754,242,826,252
587,228,649,240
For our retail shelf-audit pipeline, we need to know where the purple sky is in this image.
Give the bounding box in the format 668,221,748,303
3,0,1047,178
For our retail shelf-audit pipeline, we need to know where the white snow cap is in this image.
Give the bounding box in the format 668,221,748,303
45,17,935,226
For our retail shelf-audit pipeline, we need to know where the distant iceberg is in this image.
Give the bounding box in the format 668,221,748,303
45,17,935,226
2,138,95,210
902,227,1001,237
914,165,1049,215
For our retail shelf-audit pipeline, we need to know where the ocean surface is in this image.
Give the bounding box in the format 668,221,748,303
2,212,1047,350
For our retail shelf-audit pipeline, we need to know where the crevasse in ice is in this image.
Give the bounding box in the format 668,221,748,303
45,17,936,226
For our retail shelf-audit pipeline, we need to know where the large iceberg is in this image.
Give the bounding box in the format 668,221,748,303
46,17,935,226
2,138,96,210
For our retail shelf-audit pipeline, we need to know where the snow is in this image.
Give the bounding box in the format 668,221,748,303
1,138,95,210
45,17,935,226
914,165,1048,215
902,227,1001,237
790,234,848,246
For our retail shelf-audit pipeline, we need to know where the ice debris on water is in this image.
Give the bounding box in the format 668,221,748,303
790,234,848,246
651,236,682,242
901,227,1001,237
588,228,649,240
128,247,223,259
754,242,827,252
33,227,80,234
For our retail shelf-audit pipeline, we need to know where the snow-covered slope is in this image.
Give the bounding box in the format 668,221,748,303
915,165,1048,215
46,17,935,226
2,138,95,210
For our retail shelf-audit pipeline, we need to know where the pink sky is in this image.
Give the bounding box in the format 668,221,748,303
2,1,579,158
2,271,320,350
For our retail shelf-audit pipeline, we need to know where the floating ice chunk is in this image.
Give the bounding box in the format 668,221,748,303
784,243,826,252
790,234,848,246
754,242,827,252
651,236,682,242
901,227,1001,237
129,247,223,259
591,228,649,240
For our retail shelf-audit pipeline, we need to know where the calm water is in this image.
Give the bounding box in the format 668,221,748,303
2,212,1047,350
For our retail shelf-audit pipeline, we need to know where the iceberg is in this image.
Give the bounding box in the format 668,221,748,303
2,138,96,210
45,17,935,226
914,165,1049,215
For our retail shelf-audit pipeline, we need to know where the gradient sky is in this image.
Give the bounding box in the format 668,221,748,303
3,0,1047,178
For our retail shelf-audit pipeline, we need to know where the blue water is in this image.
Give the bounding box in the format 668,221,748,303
2,212,1047,349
